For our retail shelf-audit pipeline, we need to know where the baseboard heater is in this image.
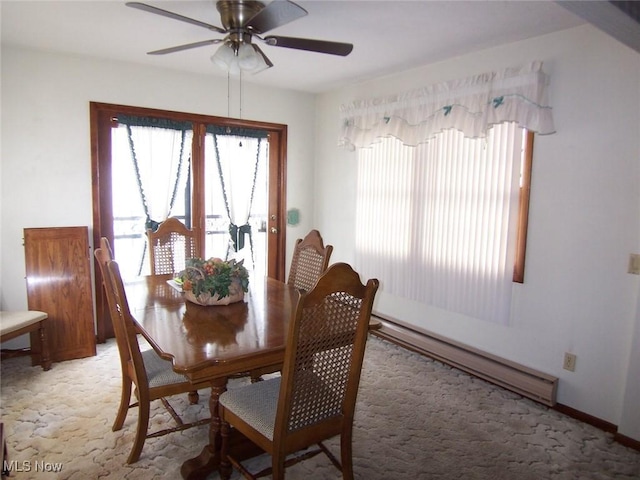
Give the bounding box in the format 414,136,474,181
371,314,558,407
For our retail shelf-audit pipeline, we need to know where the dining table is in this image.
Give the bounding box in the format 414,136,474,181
124,273,299,480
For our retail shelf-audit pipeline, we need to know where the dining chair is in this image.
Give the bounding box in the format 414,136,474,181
97,237,200,399
146,217,198,275
247,230,333,384
94,241,209,464
287,229,333,292
219,262,379,480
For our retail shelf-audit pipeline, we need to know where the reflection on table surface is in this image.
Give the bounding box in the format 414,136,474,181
123,274,298,379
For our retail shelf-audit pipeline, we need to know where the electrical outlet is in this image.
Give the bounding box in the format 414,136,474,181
563,352,577,372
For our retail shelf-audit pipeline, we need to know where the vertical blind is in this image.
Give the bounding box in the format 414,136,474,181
355,123,524,324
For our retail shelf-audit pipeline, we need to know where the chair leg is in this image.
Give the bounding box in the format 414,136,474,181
127,393,150,464
188,390,199,404
272,452,286,480
220,419,232,480
113,377,132,432
340,432,354,480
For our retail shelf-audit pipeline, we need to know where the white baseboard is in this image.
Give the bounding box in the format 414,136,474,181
371,314,558,407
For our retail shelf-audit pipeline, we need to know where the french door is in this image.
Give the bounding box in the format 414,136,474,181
90,102,287,342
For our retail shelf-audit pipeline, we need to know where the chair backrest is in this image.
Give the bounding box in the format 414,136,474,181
146,217,197,275
275,262,379,447
287,229,333,292
106,259,150,389
95,238,133,382
95,239,149,389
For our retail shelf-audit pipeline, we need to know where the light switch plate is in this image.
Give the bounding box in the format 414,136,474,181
628,253,640,275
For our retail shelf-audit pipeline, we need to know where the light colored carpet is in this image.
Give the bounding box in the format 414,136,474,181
1,335,638,479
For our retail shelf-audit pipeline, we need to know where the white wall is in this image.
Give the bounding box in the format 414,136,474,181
315,25,640,438
0,46,316,309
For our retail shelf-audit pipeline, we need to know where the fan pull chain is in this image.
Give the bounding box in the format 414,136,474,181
226,71,231,119
239,70,243,146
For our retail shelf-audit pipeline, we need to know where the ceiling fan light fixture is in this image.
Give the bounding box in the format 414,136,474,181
211,42,236,70
211,41,268,75
238,43,259,70
239,44,270,74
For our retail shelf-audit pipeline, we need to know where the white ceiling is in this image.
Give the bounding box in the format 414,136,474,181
1,1,588,93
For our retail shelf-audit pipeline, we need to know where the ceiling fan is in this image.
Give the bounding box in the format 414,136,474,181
126,0,354,74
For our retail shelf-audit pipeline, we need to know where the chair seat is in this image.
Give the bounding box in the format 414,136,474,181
141,348,191,388
0,311,48,336
220,377,281,440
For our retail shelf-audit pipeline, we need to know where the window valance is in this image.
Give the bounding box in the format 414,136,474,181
116,115,192,132
206,125,269,139
339,61,555,150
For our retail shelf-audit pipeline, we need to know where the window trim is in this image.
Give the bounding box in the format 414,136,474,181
513,131,534,284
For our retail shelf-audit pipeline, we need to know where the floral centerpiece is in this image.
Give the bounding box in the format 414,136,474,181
178,257,249,306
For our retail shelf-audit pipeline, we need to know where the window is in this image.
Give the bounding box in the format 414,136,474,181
354,123,533,324
341,62,552,324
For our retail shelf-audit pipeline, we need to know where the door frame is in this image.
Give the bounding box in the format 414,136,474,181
90,102,287,342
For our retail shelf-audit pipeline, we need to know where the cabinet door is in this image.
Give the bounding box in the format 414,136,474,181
24,226,96,362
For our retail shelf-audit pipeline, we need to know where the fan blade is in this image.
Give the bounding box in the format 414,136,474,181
148,39,222,55
244,0,307,34
264,36,353,56
126,2,226,34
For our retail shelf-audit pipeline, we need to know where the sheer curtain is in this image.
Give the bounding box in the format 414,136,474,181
115,115,192,276
118,116,192,230
344,62,554,324
205,127,267,266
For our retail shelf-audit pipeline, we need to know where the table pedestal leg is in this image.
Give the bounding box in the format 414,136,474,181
180,377,227,480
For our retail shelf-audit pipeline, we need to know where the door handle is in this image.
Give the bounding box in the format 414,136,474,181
270,227,279,234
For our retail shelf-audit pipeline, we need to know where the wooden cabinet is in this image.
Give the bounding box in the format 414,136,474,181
24,226,96,362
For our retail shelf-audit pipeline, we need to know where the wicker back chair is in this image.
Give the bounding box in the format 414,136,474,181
95,241,208,464
219,262,379,480
146,217,197,275
287,229,333,292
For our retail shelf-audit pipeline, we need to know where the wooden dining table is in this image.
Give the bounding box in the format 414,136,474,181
124,273,299,480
